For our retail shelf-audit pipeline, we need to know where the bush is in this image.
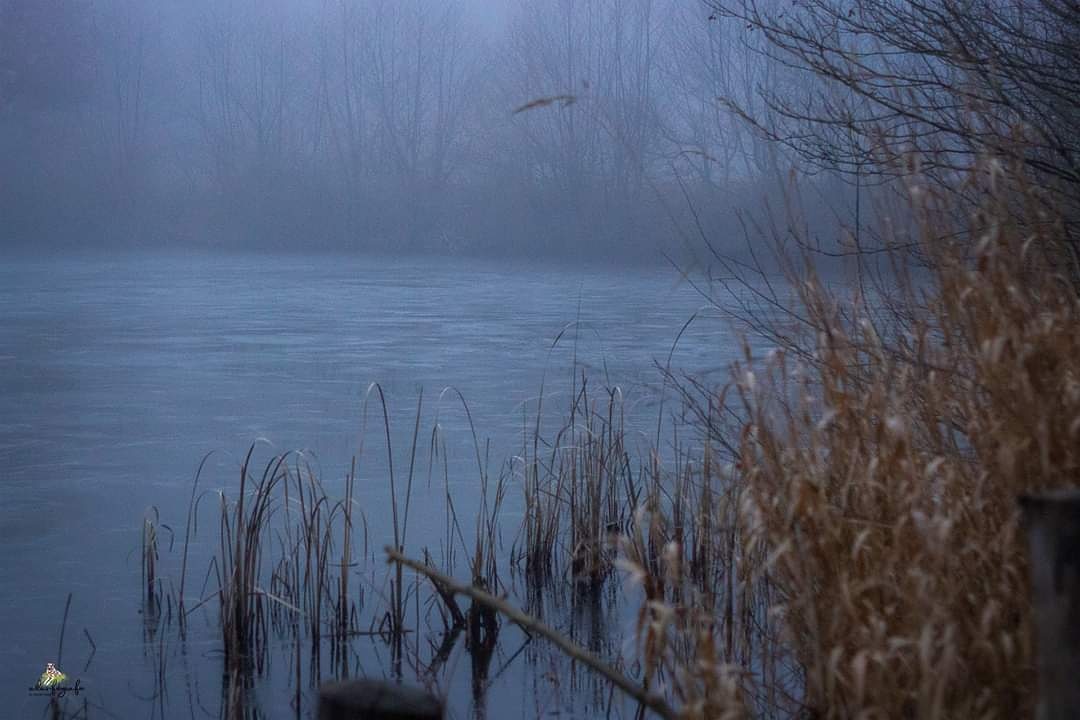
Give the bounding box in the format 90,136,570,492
717,157,1080,718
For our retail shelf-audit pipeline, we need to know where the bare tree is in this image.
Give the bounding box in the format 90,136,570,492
314,0,475,248
707,0,1080,269
90,0,152,235
500,0,668,253
661,0,789,185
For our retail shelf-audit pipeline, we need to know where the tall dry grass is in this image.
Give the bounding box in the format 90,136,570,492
706,157,1080,718
514,374,639,586
580,156,1080,720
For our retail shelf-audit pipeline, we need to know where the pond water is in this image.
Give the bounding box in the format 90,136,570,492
0,252,752,719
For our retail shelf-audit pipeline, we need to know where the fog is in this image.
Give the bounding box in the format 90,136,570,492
0,0,858,263
7,0,1070,716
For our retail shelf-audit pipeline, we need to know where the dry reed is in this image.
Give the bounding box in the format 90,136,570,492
713,157,1080,718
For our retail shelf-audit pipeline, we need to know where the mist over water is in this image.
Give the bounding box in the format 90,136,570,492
0,252,753,717
0,0,841,716
0,0,859,263
2,0,1069,713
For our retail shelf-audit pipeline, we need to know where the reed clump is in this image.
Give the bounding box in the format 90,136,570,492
558,156,1079,719
714,158,1080,718
516,374,639,587
141,506,175,642
169,446,367,685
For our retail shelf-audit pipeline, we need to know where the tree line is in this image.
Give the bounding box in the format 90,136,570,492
0,0,815,261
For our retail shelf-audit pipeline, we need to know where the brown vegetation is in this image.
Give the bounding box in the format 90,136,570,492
578,154,1079,719
716,158,1080,718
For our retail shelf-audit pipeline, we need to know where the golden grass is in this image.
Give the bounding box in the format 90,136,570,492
573,156,1080,719
705,157,1080,718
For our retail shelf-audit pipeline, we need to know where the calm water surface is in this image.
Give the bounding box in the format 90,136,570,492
0,252,745,719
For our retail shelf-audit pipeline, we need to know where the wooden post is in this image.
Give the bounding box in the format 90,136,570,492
318,680,442,720
1020,491,1080,720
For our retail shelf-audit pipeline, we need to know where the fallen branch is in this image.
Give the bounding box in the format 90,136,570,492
385,546,678,720
423,549,465,629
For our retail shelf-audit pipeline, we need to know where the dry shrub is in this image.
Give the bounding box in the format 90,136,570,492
733,157,1080,718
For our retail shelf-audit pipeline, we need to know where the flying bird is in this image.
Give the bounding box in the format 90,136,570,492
512,95,577,114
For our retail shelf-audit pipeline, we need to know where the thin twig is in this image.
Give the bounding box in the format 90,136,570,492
57,593,72,666
82,629,96,673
